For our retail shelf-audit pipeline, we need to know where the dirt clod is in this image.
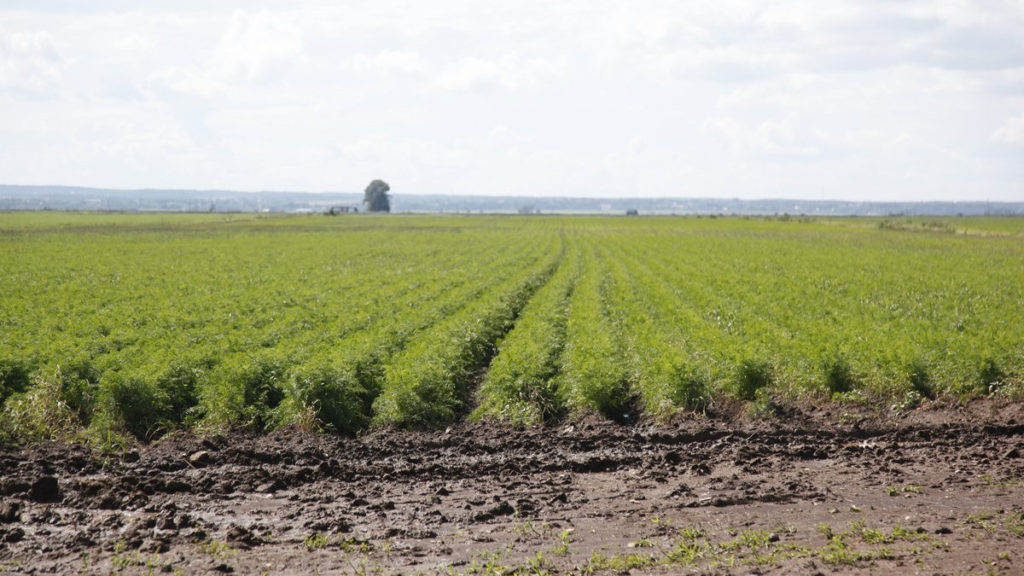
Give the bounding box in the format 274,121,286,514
187,450,212,467
0,501,20,523
28,476,60,503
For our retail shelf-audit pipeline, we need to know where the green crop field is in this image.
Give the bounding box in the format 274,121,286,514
1,212,1021,445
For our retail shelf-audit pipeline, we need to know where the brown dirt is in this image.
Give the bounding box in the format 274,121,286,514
1,399,1023,575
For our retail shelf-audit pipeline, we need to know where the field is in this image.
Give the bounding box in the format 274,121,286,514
2,213,1022,442
1,212,1023,574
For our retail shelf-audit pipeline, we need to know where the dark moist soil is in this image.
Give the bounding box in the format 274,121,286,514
2,399,1023,575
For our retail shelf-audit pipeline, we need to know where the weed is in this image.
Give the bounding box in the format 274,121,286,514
668,363,710,413
887,484,921,496
527,550,550,572
963,511,999,532
892,390,925,412
201,539,232,559
978,475,1022,488
888,524,927,542
347,558,386,576
110,549,164,576
94,373,168,441
1005,512,1024,536
818,534,860,565
650,515,670,527
582,550,656,574
305,532,330,551
854,523,889,544
552,529,573,555
338,537,374,554
465,548,514,575
677,526,706,541
1,369,82,439
514,520,542,539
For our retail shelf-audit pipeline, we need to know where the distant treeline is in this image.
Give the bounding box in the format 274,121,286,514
1,185,1021,216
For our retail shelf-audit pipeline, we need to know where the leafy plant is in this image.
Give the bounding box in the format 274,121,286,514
734,359,773,401
979,358,1006,393
907,359,934,400
823,356,856,395
94,373,167,441
2,212,1023,441
280,363,376,435
0,357,32,405
201,357,286,431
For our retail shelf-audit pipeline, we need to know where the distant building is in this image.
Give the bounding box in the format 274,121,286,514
327,206,358,215
626,209,639,216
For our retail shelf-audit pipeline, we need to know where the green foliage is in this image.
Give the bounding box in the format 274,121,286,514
734,359,773,401
363,179,391,213
0,357,32,405
51,358,101,425
280,363,376,434
1,213,1023,440
155,361,206,426
373,257,558,428
557,245,629,419
907,359,934,400
94,373,167,441
979,358,1006,393
200,356,287,431
304,532,330,551
666,362,711,413
472,245,579,424
878,218,956,234
0,360,103,440
823,356,856,395
1,369,82,439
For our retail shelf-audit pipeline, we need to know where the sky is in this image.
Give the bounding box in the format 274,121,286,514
1,1,1023,201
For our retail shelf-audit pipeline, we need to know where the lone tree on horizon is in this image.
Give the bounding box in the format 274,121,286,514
363,179,391,213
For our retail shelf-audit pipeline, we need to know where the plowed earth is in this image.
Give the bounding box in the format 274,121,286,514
2,400,1023,575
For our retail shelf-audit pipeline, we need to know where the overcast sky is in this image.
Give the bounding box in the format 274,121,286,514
1,1,1022,201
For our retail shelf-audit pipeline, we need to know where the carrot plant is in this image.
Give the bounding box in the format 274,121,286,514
472,238,581,424
1,212,1021,441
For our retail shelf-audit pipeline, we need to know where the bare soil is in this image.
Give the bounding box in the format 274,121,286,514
2,399,1023,575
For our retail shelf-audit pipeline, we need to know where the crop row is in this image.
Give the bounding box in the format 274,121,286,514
1,213,1022,444
0,215,563,441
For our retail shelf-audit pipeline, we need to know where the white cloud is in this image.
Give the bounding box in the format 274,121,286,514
150,65,223,98
348,50,431,76
212,10,303,82
0,28,62,93
148,10,304,97
992,112,1024,144
0,1,1022,201
433,55,563,91
338,136,467,170
703,114,820,158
